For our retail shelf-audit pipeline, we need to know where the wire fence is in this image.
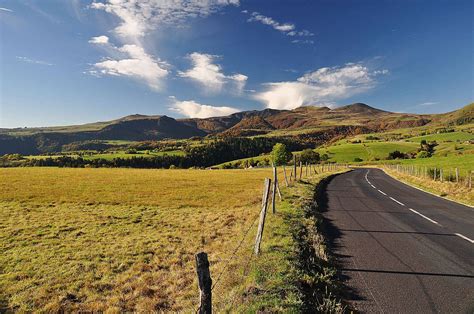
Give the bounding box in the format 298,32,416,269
384,164,473,188
193,162,348,313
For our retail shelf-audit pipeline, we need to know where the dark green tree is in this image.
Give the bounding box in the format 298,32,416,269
300,149,320,164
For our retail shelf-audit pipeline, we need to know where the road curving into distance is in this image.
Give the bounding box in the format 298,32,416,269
323,168,474,313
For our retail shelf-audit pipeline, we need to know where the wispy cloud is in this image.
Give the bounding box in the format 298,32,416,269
0,7,13,12
91,0,239,39
178,52,247,94
169,97,239,118
16,56,54,66
417,102,438,106
255,63,388,110
89,0,239,91
243,10,314,43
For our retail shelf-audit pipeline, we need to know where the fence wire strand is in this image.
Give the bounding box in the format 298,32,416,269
211,214,260,291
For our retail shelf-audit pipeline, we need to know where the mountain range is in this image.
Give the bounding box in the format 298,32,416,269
1,103,472,155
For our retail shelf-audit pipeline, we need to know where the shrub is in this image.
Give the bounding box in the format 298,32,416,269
416,151,430,158
353,157,363,162
387,150,408,160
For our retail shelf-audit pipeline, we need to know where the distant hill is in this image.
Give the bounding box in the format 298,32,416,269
1,103,472,155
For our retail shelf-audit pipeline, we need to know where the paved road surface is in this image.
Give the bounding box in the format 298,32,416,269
323,168,474,313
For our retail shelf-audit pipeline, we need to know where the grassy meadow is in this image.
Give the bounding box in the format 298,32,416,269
0,167,282,312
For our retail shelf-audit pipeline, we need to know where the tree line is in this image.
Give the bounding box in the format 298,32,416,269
17,137,310,169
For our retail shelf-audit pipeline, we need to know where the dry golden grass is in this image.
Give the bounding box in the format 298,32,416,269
0,167,282,312
382,168,474,206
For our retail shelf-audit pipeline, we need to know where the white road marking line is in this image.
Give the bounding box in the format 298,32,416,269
370,184,376,189
378,189,387,196
408,208,440,225
454,233,474,244
389,197,405,206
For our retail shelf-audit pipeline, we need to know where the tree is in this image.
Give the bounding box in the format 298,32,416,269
300,149,320,164
270,143,292,166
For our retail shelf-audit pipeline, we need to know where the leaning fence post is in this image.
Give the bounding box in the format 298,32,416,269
255,178,271,255
195,252,212,314
272,164,277,213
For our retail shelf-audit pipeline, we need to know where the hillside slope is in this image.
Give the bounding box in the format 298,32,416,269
1,103,472,155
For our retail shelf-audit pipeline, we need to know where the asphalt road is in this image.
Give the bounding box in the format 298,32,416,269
323,168,474,313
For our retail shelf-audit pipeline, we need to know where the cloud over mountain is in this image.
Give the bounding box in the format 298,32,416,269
255,63,388,110
169,97,239,118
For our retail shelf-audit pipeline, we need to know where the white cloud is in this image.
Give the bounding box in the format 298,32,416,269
16,56,53,66
418,102,438,106
169,98,239,118
90,44,169,90
255,63,388,110
0,7,13,12
88,1,239,91
88,35,109,44
178,52,247,94
244,11,313,43
91,0,239,39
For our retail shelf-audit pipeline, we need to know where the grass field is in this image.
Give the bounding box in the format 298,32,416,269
316,141,419,163
0,167,281,312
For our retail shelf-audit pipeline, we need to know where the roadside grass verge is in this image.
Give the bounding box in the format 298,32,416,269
232,171,347,312
381,167,473,206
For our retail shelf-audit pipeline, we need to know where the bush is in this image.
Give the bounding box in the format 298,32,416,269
353,157,363,162
416,151,430,158
365,135,379,141
387,150,408,160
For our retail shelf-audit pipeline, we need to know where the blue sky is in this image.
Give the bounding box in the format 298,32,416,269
0,0,472,128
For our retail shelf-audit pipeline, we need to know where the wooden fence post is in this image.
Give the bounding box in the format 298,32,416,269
455,168,459,183
195,252,212,314
469,171,472,189
440,169,443,182
293,155,297,182
272,165,277,213
255,178,271,255
283,165,289,187
299,161,303,180
433,168,437,181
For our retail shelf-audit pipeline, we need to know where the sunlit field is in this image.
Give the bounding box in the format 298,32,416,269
0,167,277,312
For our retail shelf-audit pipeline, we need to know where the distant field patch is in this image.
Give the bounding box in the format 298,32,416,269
407,131,473,143
317,141,419,162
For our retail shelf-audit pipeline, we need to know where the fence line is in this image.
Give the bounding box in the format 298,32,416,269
384,164,472,189
195,160,348,312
